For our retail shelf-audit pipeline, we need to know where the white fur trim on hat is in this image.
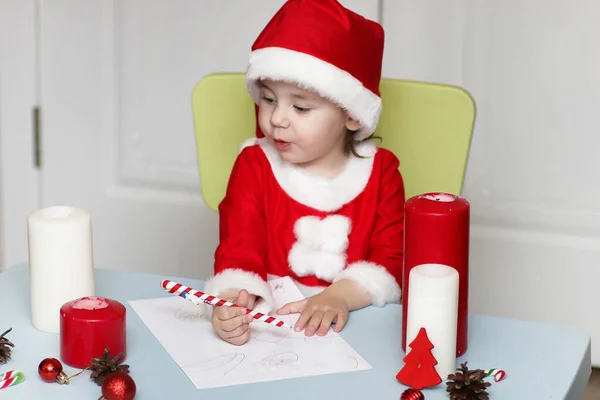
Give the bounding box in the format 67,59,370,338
202,269,275,318
245,47,382,140
333,261,401,306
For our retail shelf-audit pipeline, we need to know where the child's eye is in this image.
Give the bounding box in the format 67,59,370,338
294,105,311,113
262,96,274,103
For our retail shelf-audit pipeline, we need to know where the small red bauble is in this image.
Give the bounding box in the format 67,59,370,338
100,372,136,400
38,357,69,384
401,388,425,400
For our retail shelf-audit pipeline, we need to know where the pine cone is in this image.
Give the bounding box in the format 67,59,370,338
446,362,492,400
0,328,14,364
88,348,130,385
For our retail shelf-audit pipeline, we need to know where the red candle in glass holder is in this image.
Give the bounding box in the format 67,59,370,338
60,296,126,368
401,192,470,357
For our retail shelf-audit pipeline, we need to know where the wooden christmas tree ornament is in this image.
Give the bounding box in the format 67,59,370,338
396,327,442,390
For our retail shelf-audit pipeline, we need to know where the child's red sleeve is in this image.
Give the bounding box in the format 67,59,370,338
203,146,275,313
334,152,405,306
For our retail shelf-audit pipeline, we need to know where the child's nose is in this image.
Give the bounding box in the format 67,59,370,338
270,105,289,128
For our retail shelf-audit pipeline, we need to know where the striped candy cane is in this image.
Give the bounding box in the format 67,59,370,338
0,370,25,389
485,368,506,382
160,280,292,328
0,370,17,381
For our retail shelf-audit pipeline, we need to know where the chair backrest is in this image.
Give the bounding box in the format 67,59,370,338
191,73,475,212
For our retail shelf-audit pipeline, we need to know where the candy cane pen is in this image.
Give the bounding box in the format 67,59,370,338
160,280,292,329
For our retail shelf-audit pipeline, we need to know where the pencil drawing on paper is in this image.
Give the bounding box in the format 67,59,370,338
272,281,286,293
183,353,246,376
261,351,299,366
252,314,292,343
173,304,204,322
128,276,372,390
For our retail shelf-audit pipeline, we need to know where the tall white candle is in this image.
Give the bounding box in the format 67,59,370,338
406,263,459,380
27,206,95,333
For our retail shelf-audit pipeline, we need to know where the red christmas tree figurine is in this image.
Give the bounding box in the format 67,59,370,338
396,327,442,389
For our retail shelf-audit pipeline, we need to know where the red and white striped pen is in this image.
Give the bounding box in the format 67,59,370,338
160,279,291,328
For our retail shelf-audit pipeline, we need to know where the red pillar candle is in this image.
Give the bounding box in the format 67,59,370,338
402,193,470,357
60,296,126,368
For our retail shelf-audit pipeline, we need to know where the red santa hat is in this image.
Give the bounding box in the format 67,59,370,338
245,0,385,141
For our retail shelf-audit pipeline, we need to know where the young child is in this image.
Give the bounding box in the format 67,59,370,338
204,0,405,345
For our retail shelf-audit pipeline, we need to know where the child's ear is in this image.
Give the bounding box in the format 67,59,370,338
345,117,361,131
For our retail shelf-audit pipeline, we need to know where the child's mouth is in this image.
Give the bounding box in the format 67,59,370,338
274,139,291,150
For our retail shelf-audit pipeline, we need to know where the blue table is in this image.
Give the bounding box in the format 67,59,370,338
0,262,591,399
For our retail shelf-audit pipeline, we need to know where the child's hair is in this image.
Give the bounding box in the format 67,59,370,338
345,130,382,158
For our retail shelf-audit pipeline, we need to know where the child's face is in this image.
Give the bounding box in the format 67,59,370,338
257,79,360,167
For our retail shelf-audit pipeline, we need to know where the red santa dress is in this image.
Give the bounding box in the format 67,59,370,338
202,0,404,315
203,137,405,314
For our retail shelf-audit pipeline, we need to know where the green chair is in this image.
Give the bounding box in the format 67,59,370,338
191,73,476,212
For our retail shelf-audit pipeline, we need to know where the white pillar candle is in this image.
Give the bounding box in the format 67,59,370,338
27,206,95,333
406,263,459,380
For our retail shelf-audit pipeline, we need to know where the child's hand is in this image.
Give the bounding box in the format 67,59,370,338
276,290,349,336
211,289,255,345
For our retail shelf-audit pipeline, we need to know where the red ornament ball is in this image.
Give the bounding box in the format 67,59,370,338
101,372,137,400
401,388,424,400
38,358,64,382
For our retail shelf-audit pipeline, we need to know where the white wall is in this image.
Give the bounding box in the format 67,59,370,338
382,0,600,364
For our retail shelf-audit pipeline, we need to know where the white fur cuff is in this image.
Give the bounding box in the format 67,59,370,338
202,269,275,317
333,261,401,306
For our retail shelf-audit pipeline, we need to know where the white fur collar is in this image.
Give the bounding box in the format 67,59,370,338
239,137,376,212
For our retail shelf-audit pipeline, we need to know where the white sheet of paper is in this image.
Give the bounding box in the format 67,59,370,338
128,276,372,389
